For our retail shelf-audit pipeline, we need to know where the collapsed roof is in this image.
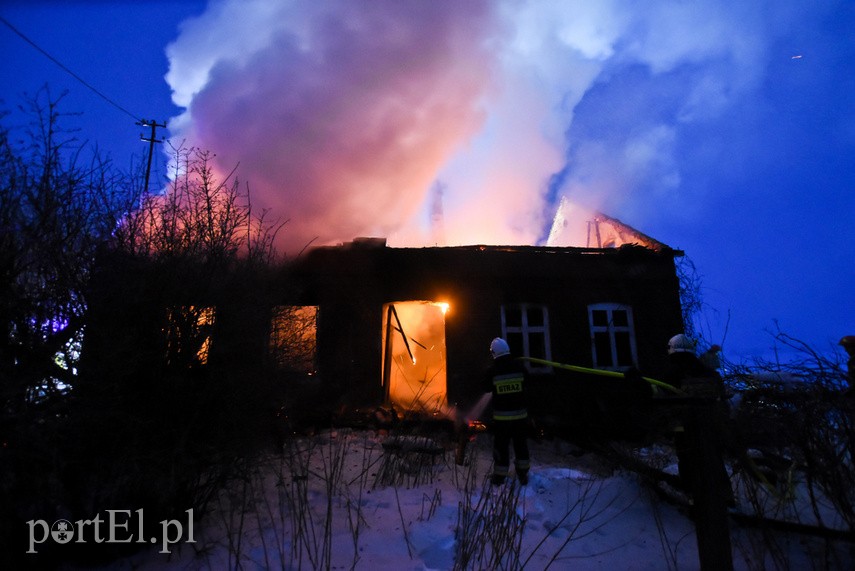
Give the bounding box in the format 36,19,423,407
546,198,672,252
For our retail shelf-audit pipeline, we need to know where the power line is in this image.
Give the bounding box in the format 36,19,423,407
0,14,142,122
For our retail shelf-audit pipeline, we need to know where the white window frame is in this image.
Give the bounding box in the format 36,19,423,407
500,303,552,373
588,303,638,370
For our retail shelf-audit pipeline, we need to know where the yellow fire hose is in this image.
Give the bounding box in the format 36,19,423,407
520,356,685,395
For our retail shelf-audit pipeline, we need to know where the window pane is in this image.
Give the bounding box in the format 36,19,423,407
529,332,546,360
592,310,608,327
615,331,633,367
526,306,544,327
594,332,613,367
504,306,522,327
612,310,628,327
506,332,524,356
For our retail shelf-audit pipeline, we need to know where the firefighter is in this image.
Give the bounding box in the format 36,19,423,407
664,334,733,504
483,337,530,485
665,335,725,399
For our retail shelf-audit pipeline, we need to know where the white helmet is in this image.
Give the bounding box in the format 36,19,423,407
490,337,510,359
668,334,695,354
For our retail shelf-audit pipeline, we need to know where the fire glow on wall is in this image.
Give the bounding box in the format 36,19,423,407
381,301,449,414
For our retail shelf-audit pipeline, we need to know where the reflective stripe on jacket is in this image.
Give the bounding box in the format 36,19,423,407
485,356,528,421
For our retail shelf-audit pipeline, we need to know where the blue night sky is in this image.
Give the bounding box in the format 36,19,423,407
2,1,853,364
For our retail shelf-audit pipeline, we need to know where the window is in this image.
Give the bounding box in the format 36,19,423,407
588,303,637,370
501,304,551,372
164,306,215,367
270,305,318,375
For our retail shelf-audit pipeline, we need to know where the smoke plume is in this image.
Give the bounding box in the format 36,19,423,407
165,0,791,252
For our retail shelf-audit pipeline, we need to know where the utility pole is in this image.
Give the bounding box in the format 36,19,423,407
137,119,166,193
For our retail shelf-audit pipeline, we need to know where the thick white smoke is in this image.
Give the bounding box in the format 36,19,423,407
165,0,780,252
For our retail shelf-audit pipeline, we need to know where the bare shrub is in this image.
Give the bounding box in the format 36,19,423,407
0,89,136,566
725,330,854,569
3,132,288,566
201,430,374,570
113,143,281,265
454,478,525,570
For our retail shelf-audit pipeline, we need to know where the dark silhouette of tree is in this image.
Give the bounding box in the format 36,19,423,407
0,88,137,567
0,88,134,413
1,91,287,567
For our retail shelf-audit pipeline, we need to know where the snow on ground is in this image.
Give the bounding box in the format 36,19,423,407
100,429,848,570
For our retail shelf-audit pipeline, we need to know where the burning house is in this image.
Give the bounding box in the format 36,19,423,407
283,220,685,434
82,210,685,437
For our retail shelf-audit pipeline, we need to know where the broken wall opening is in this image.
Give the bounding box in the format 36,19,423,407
164,305,215,367
382,301,448,415
269,305,318,375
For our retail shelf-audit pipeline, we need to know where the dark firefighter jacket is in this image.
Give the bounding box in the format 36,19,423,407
664,351,725,400
483,355,528,421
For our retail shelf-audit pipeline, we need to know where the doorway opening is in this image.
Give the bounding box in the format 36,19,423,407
382,301,448,415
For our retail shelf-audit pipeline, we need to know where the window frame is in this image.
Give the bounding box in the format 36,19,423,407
587,302,638,371
500,303,552,373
